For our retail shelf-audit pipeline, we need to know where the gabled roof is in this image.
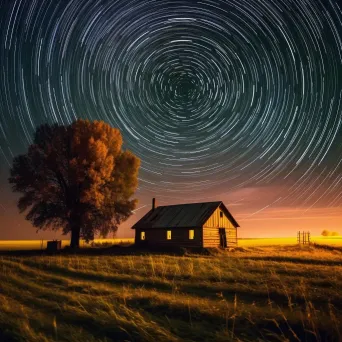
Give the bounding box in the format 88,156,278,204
131,201,240,229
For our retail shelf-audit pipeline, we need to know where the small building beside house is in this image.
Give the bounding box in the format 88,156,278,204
46,240,62,252
132,198,239,248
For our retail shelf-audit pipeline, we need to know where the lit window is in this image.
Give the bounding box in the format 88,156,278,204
141,231,145,240
220,211,223,218
167,230,172,240
189,230,194,240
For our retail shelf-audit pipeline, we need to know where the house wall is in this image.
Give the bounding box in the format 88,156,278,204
202,228,221,248
203,206,237,248
135,227,202,248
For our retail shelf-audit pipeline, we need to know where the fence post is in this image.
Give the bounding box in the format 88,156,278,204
297,231,310,245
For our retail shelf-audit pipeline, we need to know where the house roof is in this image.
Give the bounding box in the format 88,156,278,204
131,201,240,229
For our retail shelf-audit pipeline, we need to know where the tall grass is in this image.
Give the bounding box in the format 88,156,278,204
0,245,341,341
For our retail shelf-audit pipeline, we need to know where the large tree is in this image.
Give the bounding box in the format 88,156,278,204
8,119,140,248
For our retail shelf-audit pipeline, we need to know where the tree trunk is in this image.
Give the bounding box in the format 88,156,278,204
70,226,80,249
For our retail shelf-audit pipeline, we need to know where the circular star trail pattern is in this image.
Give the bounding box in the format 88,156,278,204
0,0,342,208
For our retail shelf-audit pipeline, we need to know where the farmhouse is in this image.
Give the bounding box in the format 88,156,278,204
132,199,239,248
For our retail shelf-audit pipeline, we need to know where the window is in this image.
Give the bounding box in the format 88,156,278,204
141,231,145,240
167,230,172,240
220,211,223,218
189,230,194,240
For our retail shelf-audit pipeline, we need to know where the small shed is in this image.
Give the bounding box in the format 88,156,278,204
132,199,239,248
46,240,62,252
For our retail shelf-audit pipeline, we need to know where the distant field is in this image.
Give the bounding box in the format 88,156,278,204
0,238,134,251
0,245,341,341
238,236,342,246
1,236,341,251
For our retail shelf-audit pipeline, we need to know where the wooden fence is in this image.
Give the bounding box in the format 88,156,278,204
297,231,310,245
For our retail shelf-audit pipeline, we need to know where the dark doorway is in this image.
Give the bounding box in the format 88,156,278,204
219,228,227,248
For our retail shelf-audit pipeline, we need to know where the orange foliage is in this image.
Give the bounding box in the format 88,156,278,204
9,119,140,247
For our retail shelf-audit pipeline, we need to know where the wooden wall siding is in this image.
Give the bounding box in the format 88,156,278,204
202,228,221,248
203,207,237,247
135,228,202,248
203,227,237,248
226,228,237,246
203,207,234,229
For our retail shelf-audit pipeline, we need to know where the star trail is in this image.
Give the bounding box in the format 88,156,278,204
0,0,342,238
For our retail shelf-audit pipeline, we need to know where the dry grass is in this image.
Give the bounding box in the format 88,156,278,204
0,244,341,341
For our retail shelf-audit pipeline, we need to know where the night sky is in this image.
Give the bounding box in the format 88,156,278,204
0,0,342,240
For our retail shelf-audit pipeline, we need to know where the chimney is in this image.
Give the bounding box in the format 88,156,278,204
152,197,156,210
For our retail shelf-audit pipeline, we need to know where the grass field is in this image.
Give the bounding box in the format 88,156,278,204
1,236,341,251
0,245,341,341
0,238,134,251
238,236,342,246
